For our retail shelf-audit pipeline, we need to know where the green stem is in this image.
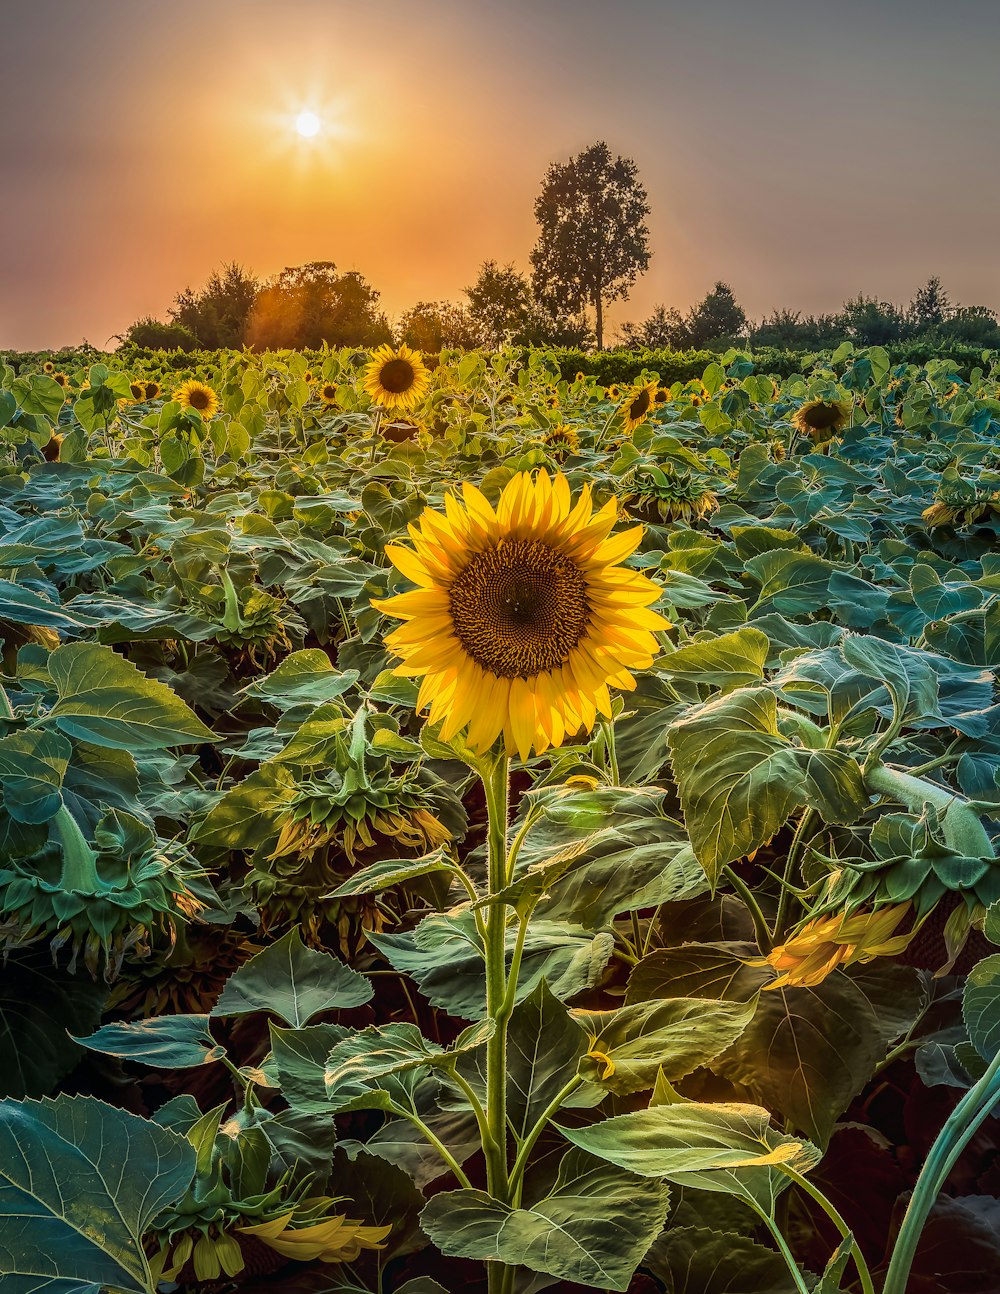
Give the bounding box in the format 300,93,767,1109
508,1075,584,1205
599,717,619,784
749,1202,811,1294
772,808,817,943
865,762,993,859
52,805,101,893
388,1101,473,1189
882,1049,1000,1294
721,864,773,953
782,1166,875,1294
482,754,512,1205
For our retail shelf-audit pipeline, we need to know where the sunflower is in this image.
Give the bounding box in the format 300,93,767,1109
173,379,219,418
363,343,430,412
606,384,620,401
545,393,561,408
623,466,720,525
922,488,1000,529
623,381,658,432
792,398,851,442
543,424,580,456
143,380,161,400
43,361,54,373
756,904,913,990
574,370,586,382
653,387,669,404
374,470,670,760
319,381,338,405
128,380,145,401
303,369,314,382
52,371,68,387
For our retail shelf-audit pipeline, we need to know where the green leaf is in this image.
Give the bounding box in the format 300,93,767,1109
240,649,359,709
0,580,100,630
573,996,757,1094
560,1101,820,1212
0,729,71,823
963,953,1000,1061
72,1015,225,1068
667,687,808,881
212,927,372,1026
47,643,215,751
326,847,456,899
326,1021,492,1112
644,1225,799,1294
192,762,294,850
420,1149,671,1291
0,1093,194,1294
271,1021,350,1114
745,550,834,617
657,627,770,693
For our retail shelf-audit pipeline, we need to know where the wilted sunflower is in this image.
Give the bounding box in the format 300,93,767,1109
922,489,1000,528
792,398,851,442
363,343,430,412
756,904,913,990
375,469,670,760
623,381,658,432
543,424,580,456
173,379,219,418
623,466,720,525
143,380,161,400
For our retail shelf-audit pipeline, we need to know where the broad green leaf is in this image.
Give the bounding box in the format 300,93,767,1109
573,996,757,1094
745,549,834,617
667,687,807,881
240,649,359,709
644,1225,798,1294
420,1149,671,1291
0,1093,194,1294
192,762,294,850
326,1021,492,1111
963,953,1000,1061
72,1014,225,1068
326,847,456,899
560,1101,820,1211
627,943,770,1006
657,627,770,693
0,729,71,823
212,927,372,1026
0,580,100,630
47,643,215,751
270,1021,350,1114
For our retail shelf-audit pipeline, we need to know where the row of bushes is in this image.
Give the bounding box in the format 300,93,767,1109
4,341,996,385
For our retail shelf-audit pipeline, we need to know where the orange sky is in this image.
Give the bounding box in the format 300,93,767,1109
4,0,1000,350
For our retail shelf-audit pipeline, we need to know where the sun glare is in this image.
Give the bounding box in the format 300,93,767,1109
295,110,321,138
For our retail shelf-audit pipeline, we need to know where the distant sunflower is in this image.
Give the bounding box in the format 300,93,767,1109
543,424,580,456
653,387,669,404
922,487,1000,529
319,382,338,405
128,381,145,401
143,380,161,400
52,371,68,388
303,369,314,382
173,379,218,418
363,343,430,412
756,904,913,990
623,381,658,432
545,393,561,409
793,398,851,442
606,384,620,401
374,469,670,760
43,361,54,373
574,371,586,382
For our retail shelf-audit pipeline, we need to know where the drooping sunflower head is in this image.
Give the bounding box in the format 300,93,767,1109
757,903,913,990
545,393,561,409
623,465,720,525
792,398,851,441
173,379,219,419
922,485,1000,529
363,343,431,412
623,381,659,432
374,470,671,760
543,424,580,457
382,418,424,444
143,380,161,400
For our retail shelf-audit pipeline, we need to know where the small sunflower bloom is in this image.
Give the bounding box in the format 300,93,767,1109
374,469,671,761
758,904,913,990
173,379,219,418
363,343,430,412
624,381,659,432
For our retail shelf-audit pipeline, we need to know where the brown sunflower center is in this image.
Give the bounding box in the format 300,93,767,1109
803,402,841,429
130,383,144,399
378,359,416,394
188,387,211,411
449,539,591,679
144,382,159,399
628,390,651,421
322,384,337,400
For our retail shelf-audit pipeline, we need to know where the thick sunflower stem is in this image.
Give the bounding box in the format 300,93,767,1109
482,752,512,1215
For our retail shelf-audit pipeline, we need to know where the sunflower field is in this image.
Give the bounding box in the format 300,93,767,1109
0,340,999,1294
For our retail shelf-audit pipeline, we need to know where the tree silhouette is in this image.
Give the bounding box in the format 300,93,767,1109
908,277,952,332
530,142,651,349
244,262,391,350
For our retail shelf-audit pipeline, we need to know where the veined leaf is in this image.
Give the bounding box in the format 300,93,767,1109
72,1015,225,1068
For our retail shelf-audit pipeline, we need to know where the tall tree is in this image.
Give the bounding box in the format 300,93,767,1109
908,277,952,333
684,282,747,348
244,262,391,350
168,262,259,348
464,260,591,348
530,142,651,349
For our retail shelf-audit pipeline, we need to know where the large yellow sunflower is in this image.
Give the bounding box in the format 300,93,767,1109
374,470,670,760
362,343,430,412
173,379,219,418
792,398,850,442
623,381,658,432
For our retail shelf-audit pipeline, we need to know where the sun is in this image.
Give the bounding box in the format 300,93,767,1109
295,110,321,138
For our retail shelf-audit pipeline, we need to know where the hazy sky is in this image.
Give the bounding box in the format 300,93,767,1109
3,0,1000,350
